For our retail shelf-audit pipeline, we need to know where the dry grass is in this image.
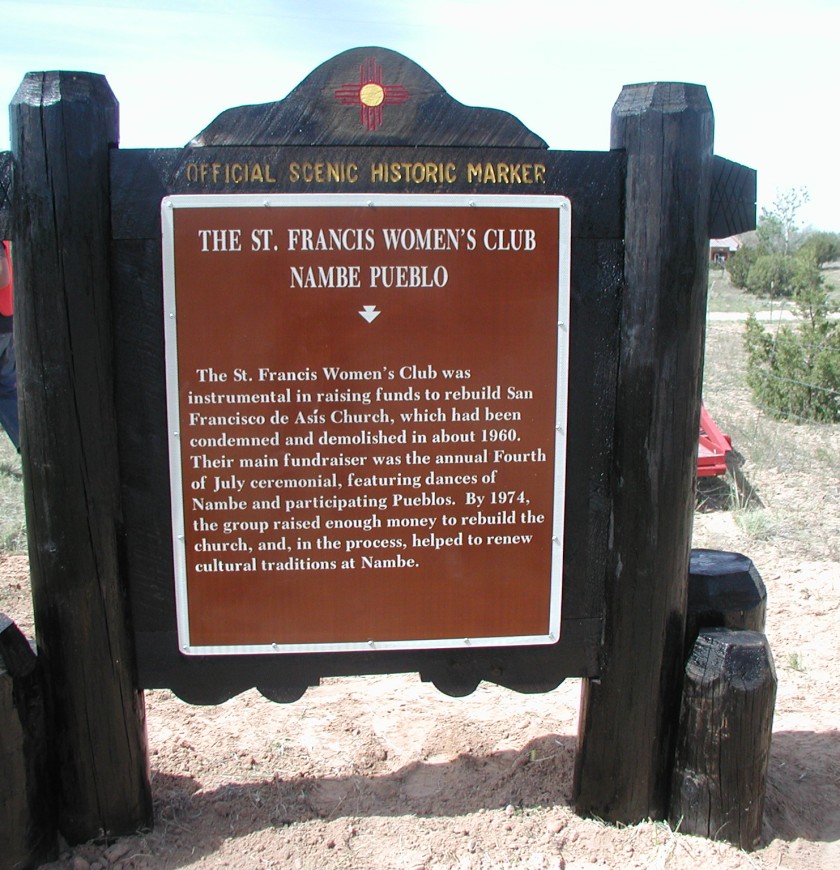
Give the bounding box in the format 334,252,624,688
0,434,25,551
700,320,840,562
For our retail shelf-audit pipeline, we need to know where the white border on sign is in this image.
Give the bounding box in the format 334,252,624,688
161,193,571,655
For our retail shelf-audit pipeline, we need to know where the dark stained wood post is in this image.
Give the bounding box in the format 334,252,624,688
574,83,714,821
0,614,57,868
670,629,776,849
10,72,152,842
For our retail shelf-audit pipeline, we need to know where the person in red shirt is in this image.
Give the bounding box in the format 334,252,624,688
0,240,19,450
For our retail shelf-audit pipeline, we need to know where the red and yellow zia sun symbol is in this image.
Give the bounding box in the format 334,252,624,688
334,57,410,131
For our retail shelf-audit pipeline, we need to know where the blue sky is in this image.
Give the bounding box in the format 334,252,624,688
2,0,838,230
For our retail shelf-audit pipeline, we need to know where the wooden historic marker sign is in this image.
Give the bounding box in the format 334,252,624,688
103,45,630,698
163,194,571,653
4,44,759,849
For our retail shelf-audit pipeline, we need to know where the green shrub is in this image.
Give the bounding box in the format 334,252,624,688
745,253,794,297
744,284,840,422
742,248,826,300
799,231,840,266
726,245,758,289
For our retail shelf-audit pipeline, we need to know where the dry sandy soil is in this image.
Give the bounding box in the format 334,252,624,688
1,321,838,870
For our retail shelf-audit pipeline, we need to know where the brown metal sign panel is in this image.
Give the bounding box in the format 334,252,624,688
162,194,570,654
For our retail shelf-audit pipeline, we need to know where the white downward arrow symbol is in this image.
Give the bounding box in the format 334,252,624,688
359,305,381,323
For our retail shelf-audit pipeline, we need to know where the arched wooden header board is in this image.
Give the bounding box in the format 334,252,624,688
4,47,755,840
109,46,632,701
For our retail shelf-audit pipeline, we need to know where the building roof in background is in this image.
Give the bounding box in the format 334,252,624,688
709,236,742,251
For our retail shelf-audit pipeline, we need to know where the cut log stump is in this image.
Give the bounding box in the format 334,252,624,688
669,628,776,849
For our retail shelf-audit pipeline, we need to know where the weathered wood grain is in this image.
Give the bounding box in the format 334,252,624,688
670,629,776,849
687,549,767,655
0,151,11,238
574,82,715,823
10,71,152,843
710,156,757,239
190,46,547,149
0,614,56,869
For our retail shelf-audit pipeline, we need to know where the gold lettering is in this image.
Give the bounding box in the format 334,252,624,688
184,161,279,185
286,161,359,184
464,162,546,185
368,161,458,184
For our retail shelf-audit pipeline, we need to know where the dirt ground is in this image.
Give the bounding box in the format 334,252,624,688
2,321,839,870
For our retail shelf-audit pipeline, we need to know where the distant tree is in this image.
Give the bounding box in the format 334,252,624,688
743,247,824,299
744,278,840,422
727,187,837,305
726,245,759,288
745,253,795,297
758,186,810,256
790,249,824,294
756,212,786,255
798,231,840,266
